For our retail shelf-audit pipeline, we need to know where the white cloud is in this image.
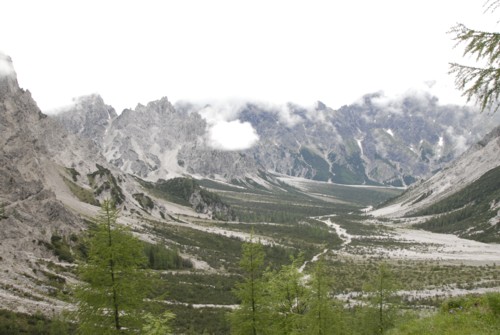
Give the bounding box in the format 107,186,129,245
198,100,246,123
194,99,306,128
188,101,260,150
446,126,469,154
0,53,15,77
368,84,448,115
207,120,259,151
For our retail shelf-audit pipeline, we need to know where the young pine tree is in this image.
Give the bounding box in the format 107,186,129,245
304,256,344,335
75,200,150,334
264,254,308,334
362,263,397,335
229,237,267,335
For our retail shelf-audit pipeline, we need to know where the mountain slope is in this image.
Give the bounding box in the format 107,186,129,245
370,126,500,242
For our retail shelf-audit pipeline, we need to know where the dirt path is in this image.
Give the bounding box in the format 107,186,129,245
299,215,354,272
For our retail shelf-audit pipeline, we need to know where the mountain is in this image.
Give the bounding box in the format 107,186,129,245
0,53,88,313
55,92,499,186
370,126,500,242
0,54,241,314
55,96,260,181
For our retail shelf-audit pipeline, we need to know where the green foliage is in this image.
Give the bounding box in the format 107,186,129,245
263,254,308,334
142,311,175,335
155,273,240,305
410,190,432,205
143,242,192,270
138,177,236,219
413,166,500,216
75,200,157,334
449,15,500,113
87,164,125,204
362,263,398,335
139,177,200,206
229,238,267,335
388,293,500,334
413,165,500,242
50,234,74,263
205,178,399,225
217,219,342,255
304,257,345,335
150,220,244,272
170,305,231,335
62,176,99,206
0,309,76,335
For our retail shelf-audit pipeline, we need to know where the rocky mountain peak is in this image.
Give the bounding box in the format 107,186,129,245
0,54,47,139
315,100,327,111
53,94,116,146
0,53,20,96
116,97,176,129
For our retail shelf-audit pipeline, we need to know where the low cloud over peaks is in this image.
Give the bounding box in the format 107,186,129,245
193,101,260,151
207,120,259,151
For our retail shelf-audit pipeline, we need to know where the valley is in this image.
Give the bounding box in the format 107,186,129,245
143,182,500,333
1,52,499,334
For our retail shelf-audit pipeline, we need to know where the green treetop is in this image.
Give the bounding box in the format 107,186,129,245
75,200,150,334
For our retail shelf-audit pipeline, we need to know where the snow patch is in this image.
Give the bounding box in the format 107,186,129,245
438,136,444,147
385,129,394,138
356,138,364,156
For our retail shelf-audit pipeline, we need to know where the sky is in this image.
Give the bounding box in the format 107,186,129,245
1,0,498,115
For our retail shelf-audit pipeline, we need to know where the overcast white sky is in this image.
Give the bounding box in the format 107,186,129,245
1,0,499,113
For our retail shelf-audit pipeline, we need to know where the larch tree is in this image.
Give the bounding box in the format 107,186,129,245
264,254,309,334
362,263,397,335
304,256,343,335
449,0,500,113
229,236,268,335
75,200,151,334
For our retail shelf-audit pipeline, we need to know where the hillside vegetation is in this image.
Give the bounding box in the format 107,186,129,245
412,165,500,242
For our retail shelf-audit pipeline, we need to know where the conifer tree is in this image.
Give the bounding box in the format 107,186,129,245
75,200,150,334
229,236,267,335
362,263,397,335
265,254,308,334
304,257,343,335
450,0,500,113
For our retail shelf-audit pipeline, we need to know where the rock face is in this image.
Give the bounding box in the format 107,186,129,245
0,53,85,313
56,91,499,186
54,94,116,148
0,54,152,315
